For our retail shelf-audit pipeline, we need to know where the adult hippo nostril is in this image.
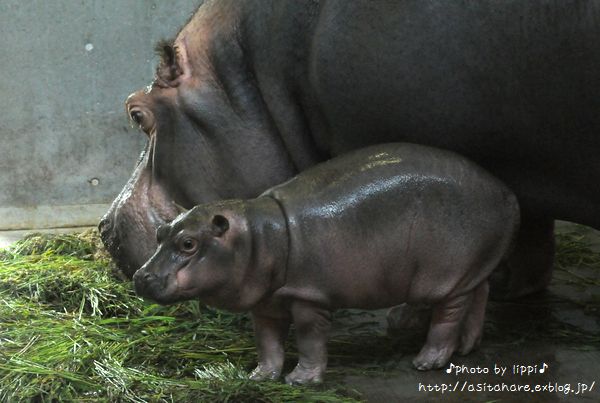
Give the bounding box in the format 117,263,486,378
98,216,109,232
98,216,112,243
99,203,159,279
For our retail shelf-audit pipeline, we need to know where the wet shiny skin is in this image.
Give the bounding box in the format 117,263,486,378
102,1,600,299
134,144,520,384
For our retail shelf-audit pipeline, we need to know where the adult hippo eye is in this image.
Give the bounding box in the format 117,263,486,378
179,237,198,254
130,110,144,125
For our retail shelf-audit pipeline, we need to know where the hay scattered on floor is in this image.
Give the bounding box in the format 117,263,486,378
1,225,599,401
0,231,361,402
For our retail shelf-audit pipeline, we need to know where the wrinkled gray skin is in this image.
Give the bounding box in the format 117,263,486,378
102,0,600,298
134,144,520,384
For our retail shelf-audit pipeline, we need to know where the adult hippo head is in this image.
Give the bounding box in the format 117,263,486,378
101,0,600,298
98,2,305,276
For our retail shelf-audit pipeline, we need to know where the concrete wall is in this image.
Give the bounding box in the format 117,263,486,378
0,0,200,229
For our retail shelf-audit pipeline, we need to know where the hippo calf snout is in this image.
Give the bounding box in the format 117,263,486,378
132,268,156,293
132,266,157,298
133,261,181,304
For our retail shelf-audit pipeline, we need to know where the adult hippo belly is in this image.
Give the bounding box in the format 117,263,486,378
99,0,600,298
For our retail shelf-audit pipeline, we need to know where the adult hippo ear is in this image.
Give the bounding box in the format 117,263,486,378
154,38,192,87
173,202,189,215
211,215,230,237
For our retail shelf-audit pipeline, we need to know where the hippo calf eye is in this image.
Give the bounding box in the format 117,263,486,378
180,238,198,254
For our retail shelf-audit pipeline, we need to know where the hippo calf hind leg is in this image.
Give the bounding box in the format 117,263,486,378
250,313,291,381
412,293,472,371
285,302,332,385
458,281,489,355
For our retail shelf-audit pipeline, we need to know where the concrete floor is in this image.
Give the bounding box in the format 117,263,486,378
332,294,599,402
327,222,600,402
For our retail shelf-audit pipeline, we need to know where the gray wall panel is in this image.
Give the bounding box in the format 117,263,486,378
0,0,200,229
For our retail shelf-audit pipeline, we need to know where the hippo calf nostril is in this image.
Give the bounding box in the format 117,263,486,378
133,270,155,283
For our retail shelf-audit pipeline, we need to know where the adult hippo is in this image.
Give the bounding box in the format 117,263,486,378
100,0,600,298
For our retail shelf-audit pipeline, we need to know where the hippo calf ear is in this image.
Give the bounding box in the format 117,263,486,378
211,215,230,237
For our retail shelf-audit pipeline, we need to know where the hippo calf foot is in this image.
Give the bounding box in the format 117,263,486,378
284,364,324,385
249,365,281,381
412,346,454,371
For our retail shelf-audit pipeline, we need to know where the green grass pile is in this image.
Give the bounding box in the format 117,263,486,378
555,227,600,287
0,231,361,402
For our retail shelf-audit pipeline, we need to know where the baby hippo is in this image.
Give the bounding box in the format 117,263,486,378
133,143,519,384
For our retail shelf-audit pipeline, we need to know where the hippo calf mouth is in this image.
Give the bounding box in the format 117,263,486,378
132,261,187,305
136,263,203,300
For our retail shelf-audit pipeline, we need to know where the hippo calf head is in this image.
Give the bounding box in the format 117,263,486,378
133,200,284,312
133,202,244,306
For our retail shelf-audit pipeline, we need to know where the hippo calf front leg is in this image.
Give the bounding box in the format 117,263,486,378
250,312,291,381
285,301,332,385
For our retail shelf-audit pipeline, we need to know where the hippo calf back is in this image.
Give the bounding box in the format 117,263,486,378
134,143,520,384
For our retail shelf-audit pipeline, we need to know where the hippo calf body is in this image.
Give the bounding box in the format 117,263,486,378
134,143,519,384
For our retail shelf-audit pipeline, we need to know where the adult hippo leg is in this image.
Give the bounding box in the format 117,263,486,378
504,216,555,299
386,304,431,334
489,215,555,299
249,311,291,381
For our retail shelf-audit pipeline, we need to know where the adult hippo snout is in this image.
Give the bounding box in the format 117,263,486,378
99,146,182,278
